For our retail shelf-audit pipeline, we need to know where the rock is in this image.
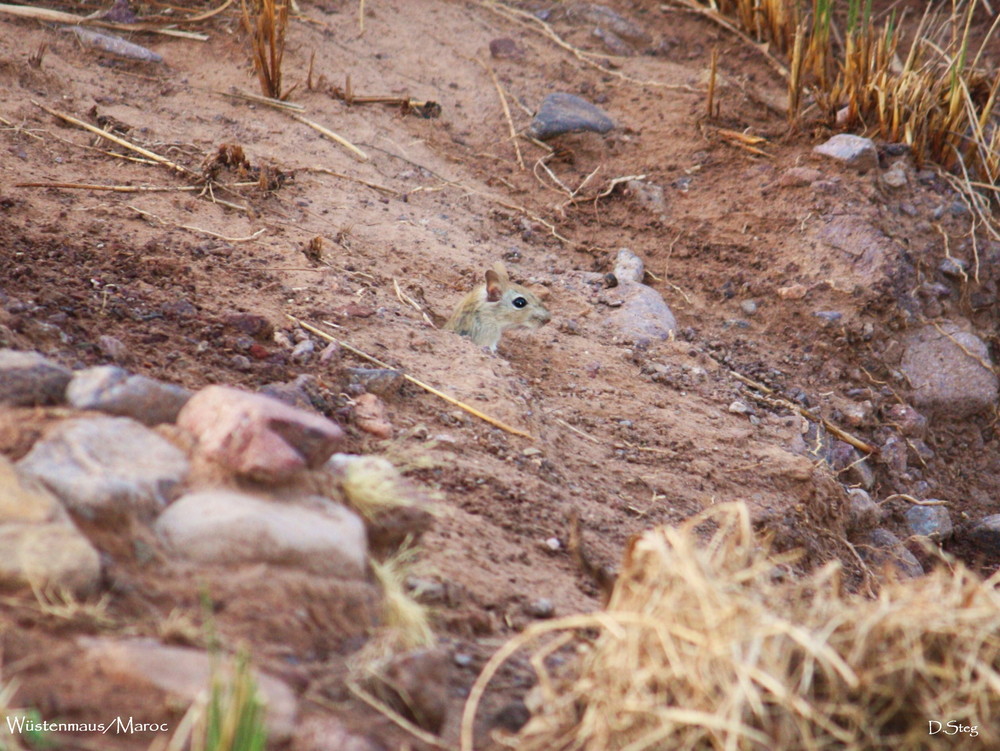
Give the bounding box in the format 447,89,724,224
885,404,927,438
904,504,953,541
846,488,879,532
881,435,908,474
527,93,614,140
605,283,676,345
154,490,367,579
328,454,435,552
292,715,386,751
352,393,393,439
97,334,130,363
80,638,297,741
813,134,878,172
858,528,924,578
177,385,344,482
0,522,101,596
0,454,69,523
345,368,404,398
489,37,522,60
225,313,274,340
881,161,908,188
938,256,969,279
777,166,824,187
593,25,634,56
18,416,189,520
66,366,192,425
526,598,554,618
626,180,667,218
777,283,808,300
968,515,1000,556
740,300,758,315
728,400,750,415
613,248,645,284
815,214,895,277
565,3,651,44
813,311,843,323
899,322,999,420
291,339,315,364
259,374,327,412
0,349,72,406
369,649,449,733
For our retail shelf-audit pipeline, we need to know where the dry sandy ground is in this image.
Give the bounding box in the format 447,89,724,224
1,1,1000,749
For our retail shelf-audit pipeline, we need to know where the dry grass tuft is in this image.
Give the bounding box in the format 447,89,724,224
463,503,1000,750
241,0,290,100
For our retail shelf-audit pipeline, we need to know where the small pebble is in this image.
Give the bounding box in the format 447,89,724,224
813,311,843,322
544,537,561,551
453,653,474,668
740,300,758,315
526,598,554,619
290,339,315,363
728,400,750,415
230,354,252,371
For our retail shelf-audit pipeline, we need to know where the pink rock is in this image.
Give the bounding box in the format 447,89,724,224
178,386,344,481
353,393,393,439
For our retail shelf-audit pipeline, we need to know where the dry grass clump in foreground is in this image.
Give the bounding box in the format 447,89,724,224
463,503,1000,750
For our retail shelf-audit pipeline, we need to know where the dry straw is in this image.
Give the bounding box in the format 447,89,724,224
463,503,1000,750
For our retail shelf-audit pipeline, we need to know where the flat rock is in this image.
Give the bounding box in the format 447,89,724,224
857,528,924,579
0,454,69,524
0,349,72,406
66,366,192,426
777,167,824,187
155,490,367,578
177,385,344,482
813,134,878,172
899,322,999,420
527,93,614,140
605,283,676,345
18,416,190,520
80,638,297,741
0,521,100,596
904,504,953,541
815,214,895,277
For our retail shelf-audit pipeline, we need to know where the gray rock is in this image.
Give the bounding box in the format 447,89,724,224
527,93,614,140
881,434,908,474
345,368,404,398
526,597,555,618
967,515,1000,556
80,638,297,741
593,25,633,56
815,215,895,277
899,322,999,420
613,248,645,284
66,366,192,425
97,334,130,363
605,283,676,345
290,339,315,364
904,504,953,541
740,300,758,315
813,311,843,322
565,3,651,44
18,416,190,520
155,490,367,579
813,134,879,172
885,403,927,438
858,528,924,578
626,180,667,218
0,349,72,406
0,522,101,596
846,488,879,532
881,161,908,188
938,257,969,279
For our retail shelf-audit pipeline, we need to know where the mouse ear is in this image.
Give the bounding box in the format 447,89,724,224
485,269,503,302
491,262,510,284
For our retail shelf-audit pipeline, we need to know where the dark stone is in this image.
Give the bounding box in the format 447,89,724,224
527,93,614,140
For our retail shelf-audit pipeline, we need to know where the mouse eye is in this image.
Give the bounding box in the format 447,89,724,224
512,296,528,309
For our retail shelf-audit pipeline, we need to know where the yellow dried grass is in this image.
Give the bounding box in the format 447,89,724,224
464,503,1000,750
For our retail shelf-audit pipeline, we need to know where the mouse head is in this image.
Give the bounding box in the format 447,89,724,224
484,263,551,330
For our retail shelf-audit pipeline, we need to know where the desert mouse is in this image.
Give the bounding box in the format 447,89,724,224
444,263,551,351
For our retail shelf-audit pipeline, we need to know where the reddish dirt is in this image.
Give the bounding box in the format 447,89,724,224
2,1,1000,749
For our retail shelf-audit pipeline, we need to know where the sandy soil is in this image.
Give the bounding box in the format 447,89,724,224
2,1,1000,749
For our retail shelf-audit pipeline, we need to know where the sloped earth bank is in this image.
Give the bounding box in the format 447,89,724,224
1,1,1000,748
